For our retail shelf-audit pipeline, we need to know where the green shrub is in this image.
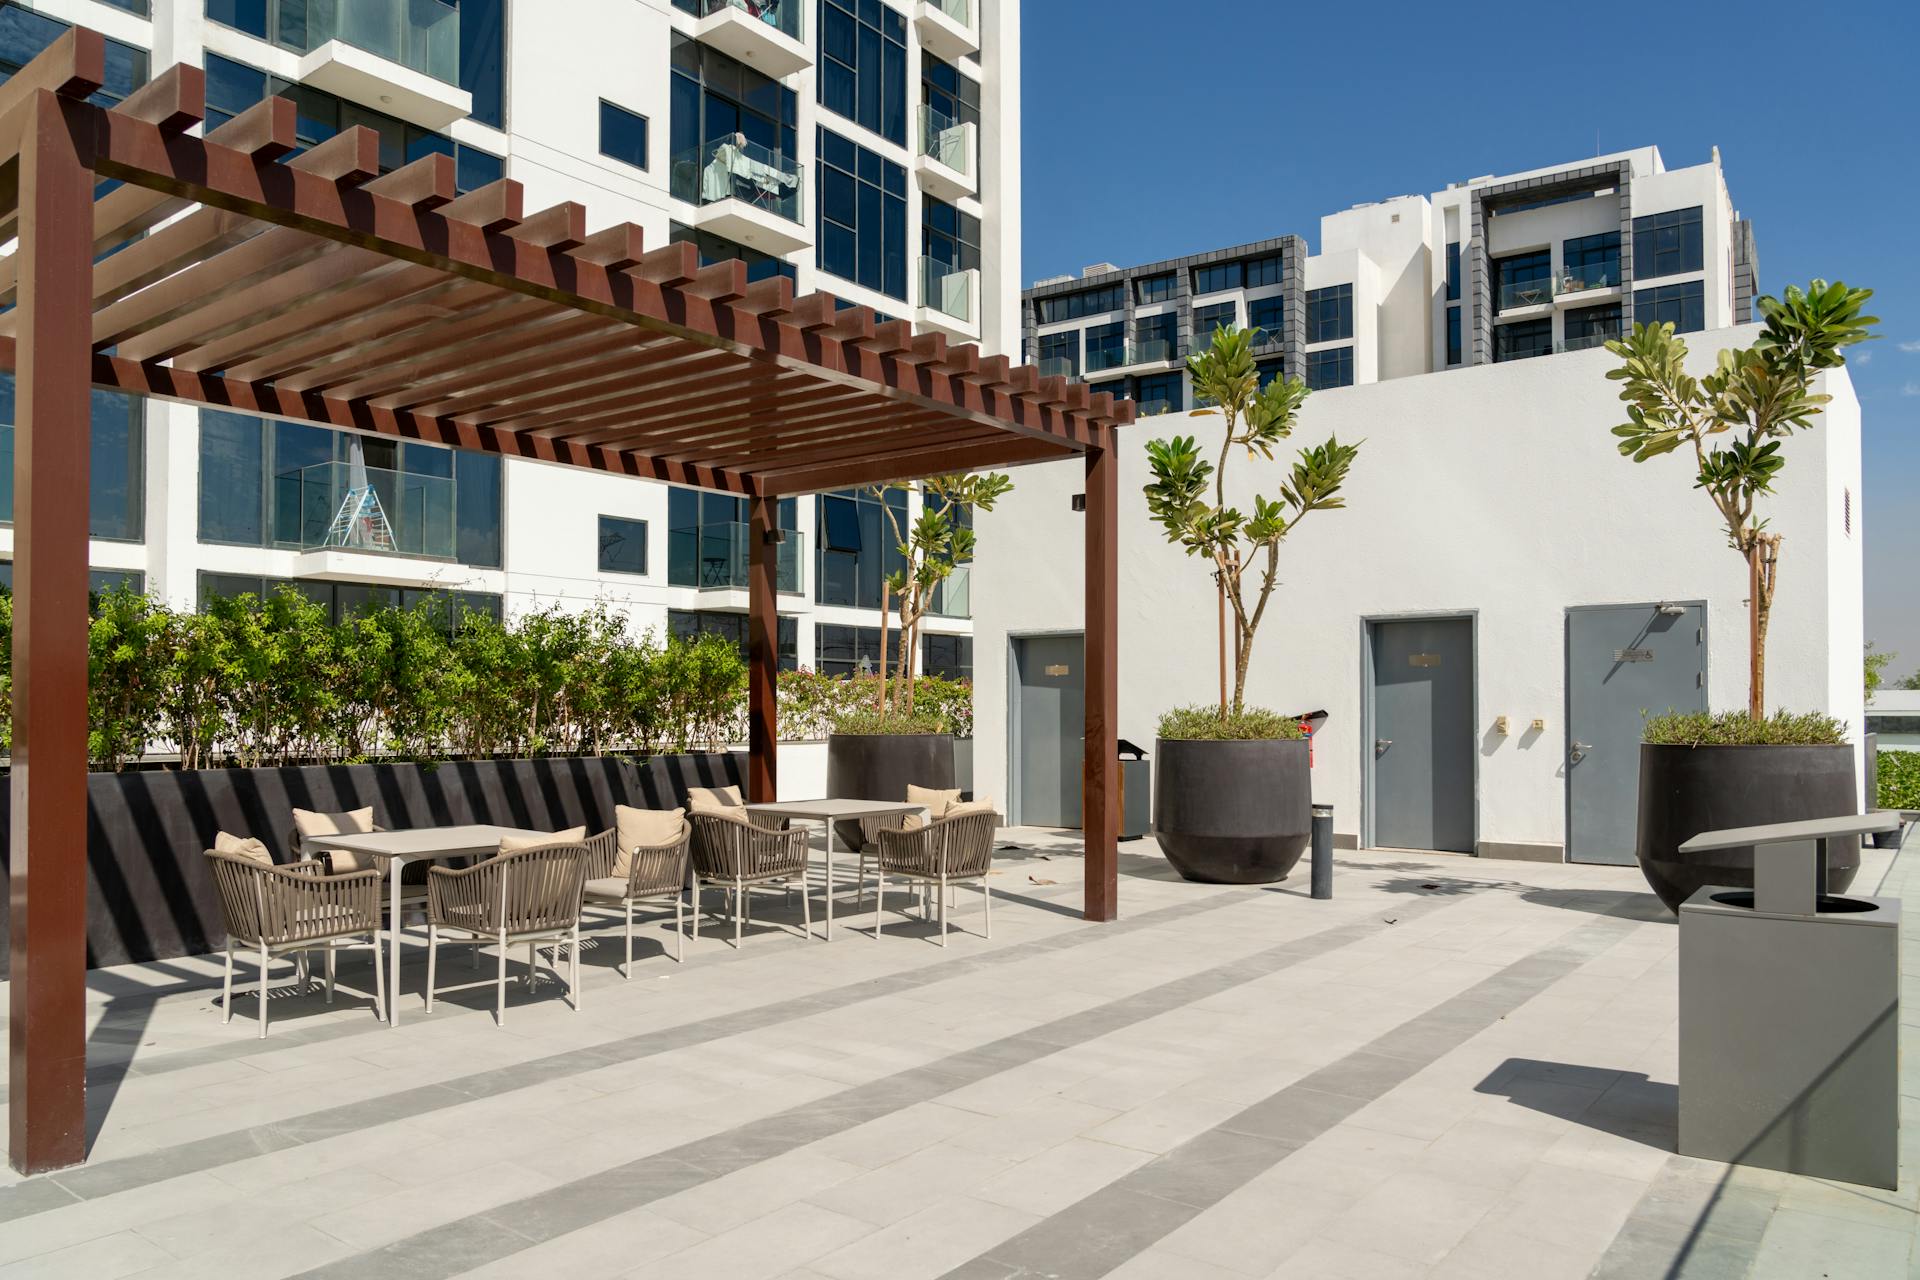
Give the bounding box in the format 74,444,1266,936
828,705,951,736
1641,709,1848,747
1878,749,1920,811
1157,704,1306,741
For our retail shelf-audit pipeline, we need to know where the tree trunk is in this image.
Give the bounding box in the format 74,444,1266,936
1746,533,1783,721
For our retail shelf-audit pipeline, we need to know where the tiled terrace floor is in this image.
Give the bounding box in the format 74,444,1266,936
0,831,1914,1279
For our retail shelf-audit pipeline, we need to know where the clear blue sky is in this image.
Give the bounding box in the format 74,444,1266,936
1020,1,1920,683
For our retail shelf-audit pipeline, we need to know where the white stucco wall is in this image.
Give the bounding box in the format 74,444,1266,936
973,326,1863,854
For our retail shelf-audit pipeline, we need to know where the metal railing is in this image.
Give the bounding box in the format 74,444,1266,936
276,461,457,559
918,104,973,177
918,257,974,323
669,523,804,593
1497,277,1554,311
928,565,971,618
689,0,803,41
1555,262,1622,294
1556,331,1619,353
1036,356,1076,380
672,138,803,224
304,0,460,85
925,0,970,24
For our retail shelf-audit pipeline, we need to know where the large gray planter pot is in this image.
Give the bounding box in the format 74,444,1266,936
1153,737,1311,884
826,732,955,850
1635,742,1860,914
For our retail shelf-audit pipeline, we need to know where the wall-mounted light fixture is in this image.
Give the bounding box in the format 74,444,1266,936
1071,493,1087,512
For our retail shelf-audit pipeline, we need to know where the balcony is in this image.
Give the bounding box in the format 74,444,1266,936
914,104,976,200
916,257,978,342
1037,356,1076,380
277,460,461,584
1086,336,1178,375
670,522,804,595
1555,262,1622,298
914,0,978,60
1497,277,1554,313
672,138,809,254
928,564,971,618
1556,331,1619,353
292,0,471,130
685,0,810,79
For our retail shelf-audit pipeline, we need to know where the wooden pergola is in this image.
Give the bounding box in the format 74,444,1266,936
0,30,1127,1175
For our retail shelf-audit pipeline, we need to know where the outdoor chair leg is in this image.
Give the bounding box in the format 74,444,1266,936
734,878,744,949
876,874,885,938
940,875,949,948
674,894,685,962
984,880,992,938
800,874,812,939
426,925,439,1013
325,948,337,1004
372,933,387,1023
297,953,309,993
496,934,509,1026
222,943,235,1025
257,941,271,1039
692,884,702,942
526,942,538,990
571,925,582,1012
622,901,634,978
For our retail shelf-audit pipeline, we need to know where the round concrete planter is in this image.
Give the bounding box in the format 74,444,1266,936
826,732,955,850
1152,737,1312,884
1635,742,1860,913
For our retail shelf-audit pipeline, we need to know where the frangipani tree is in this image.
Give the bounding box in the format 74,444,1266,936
1606,280,1875,719
1144,326,1359,719
866,471,1012,719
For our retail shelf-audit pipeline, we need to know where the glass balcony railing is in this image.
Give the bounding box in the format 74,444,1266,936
670,523,804,593
304,0,461,85
687,0,803,41
1497,277,1554,311
672,138,803,224
918,103,973,177
1127,337,1177,365
1085,343,1127,374
277,461,456,559
1557,331,1620,353
926,0,970,23
928,564,971,618
1037,356,1076,380
1555,262,1622,295
919,256,974,322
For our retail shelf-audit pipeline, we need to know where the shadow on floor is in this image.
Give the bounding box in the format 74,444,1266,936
1476,1057,1677,1150
1521,887,1674,923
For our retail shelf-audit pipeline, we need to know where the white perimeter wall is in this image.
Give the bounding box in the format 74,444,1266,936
972,325,1864,852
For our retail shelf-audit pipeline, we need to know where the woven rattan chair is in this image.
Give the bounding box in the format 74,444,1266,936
582,823,692,973
288,820,431,912
205,850,387,1038
689,811,810,948
424,842,588,1025
865,809,999,946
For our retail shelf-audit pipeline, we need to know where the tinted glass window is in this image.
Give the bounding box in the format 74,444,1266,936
1244,255,1282,287
1305,346,1354,388
1193,300,1237,340
459,0,507,128
1248,294,1285,342
1445,242,1460,301
1085,322,1124,373
1632,207,1703,280
1037,284,1123,324
0,375,144,540
1193,262,1240,294
1493,318,1553,362
816,126,907,298
598,516,648,576
1306,285,1353,343
1136,273,1176,304
817,0,906,144
600,100,649,170
1037,329,1079,377
1633,281,1705,334
1134,371,1182,415
1445,306,1462,366
198,411,265,545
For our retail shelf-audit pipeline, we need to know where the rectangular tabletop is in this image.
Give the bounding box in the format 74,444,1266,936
305,825,556,859
745,799,924,820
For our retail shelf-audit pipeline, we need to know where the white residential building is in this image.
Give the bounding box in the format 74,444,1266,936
0,0,1020,690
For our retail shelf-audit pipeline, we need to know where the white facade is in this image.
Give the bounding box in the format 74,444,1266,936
972,330,1865,859
3,0,1021,679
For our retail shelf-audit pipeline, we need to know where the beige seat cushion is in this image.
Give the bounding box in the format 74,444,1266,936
687,785,743,815
583,876,630,901
292,806,376,872
906,784,963,820
213,831,273,868
498,826,588,855
615,806,686,879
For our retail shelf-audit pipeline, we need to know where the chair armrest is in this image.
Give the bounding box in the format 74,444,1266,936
625,827,692,897
584,829,619,880
286,859,329,878
262,865,382,942
426,858,495,928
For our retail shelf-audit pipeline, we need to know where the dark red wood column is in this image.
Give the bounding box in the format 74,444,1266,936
745,495,779,803
10,90,98,1174
1083,441,1119,921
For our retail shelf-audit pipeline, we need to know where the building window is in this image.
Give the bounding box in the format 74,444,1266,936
1445,306,1462,366
668,489,799,589
0,4,147,105
459,0,507,128
1562,232,1621,289
816,623,886,679
1134,311,1178,363
1089,379,1127,405
598,100,648,170
816,126,908,299
198,572,503,628
1444,242,1460,302
1255,358,1286,390
1306,285,1353,343
922,633,972,680
670,223,796,284
815,488,907,610
1037,284,1124,324
0,374,144,542
1244,254,1282,288
1085,322,1125,374
202,53,499,191
196,411,503,566
1193,301,1237,347
1493,318,1553,362
1632,206,1704,280
1037,329,1079,378
1136,273,1176,305
597,516,649,577
1493,250,1552,312
922,194,980,276
93,0,149,14
1633,281,1706,335
1305,346,1353,389
671,34,798,202
1134,371,1183,415
1248,294,1285,345
1192,261,1241,294
671,609,799,672
1563,303,1623,351
818,0,907,145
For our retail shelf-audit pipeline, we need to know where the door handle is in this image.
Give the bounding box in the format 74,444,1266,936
1374,738,1392,752
1571,740,1593,761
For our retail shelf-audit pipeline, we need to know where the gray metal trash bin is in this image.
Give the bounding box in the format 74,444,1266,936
1118,740,1149,840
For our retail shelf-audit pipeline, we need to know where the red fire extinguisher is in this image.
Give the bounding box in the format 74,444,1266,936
1291,710,1330,766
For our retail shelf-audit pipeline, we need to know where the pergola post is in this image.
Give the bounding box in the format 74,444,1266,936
9,90,98,1175
745,495,780,803
1082,441,1119,921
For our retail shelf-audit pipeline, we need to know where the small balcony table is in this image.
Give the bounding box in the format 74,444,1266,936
744,800,927,939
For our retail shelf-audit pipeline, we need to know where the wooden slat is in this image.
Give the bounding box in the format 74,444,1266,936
111,64,204,134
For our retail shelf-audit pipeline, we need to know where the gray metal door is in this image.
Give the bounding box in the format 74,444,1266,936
1013,634,1084,828
1567,603,1707,864
1370,618,1476,852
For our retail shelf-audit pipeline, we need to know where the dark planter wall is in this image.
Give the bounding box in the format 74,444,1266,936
826,733,956,850
0,753,742,976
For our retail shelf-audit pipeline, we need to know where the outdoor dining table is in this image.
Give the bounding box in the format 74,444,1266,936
303,825,556,1026
744,800,926,940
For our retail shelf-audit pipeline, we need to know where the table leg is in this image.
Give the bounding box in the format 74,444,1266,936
388,857,404,1027
824,819,836,941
